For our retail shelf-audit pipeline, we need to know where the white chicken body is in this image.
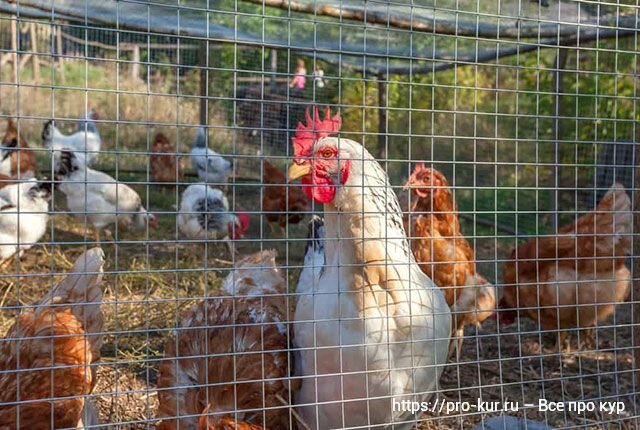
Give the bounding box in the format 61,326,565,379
177,183,235,240
0,149,12,176
0,178,50,261
294,137,451,429
55,151,152,233
190,128,232,184
43,113,101,166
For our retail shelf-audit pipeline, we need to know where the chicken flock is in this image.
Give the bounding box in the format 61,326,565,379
0,107,633,429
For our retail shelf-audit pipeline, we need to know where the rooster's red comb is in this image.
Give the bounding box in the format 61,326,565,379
292,106,341,158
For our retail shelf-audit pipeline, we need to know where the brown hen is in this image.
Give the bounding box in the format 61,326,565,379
262,160,310,235
404,164,495,357
157,250,294,430
199,411,265,430
0,248,105,429
151,132,183,187
500,183,632,351
1,118,37,179
0,173,17,189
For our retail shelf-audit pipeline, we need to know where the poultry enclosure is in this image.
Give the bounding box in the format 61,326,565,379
0,1,639,429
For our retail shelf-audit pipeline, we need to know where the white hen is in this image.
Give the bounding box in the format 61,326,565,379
54,150,157,241
177,183,249,256
0,178,51,262
289,107,451,429
42,109,101,166
190,127,233,184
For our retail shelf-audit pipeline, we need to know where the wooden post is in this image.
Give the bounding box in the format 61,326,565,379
29,23,40,83
199,41,208,127
377,73,388,159
634,66,640,417
635,166,640,422
270,48,277,91
550,47,568,232
56,25,65,81
10,18,18,83
131,44,140,81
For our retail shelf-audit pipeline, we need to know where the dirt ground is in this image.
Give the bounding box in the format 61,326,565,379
0,183,636,430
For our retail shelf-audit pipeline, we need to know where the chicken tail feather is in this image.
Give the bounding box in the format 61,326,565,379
38,248,106,358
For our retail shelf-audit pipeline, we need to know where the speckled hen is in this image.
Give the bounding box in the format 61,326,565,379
0,248,105,429
157,250,293,430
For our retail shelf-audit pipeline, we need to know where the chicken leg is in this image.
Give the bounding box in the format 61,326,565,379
449,327,465,360
581,328,596,350
225,239,237,257
267,221,279,237
556,331,571,353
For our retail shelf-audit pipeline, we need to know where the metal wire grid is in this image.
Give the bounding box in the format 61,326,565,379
0,0,638,429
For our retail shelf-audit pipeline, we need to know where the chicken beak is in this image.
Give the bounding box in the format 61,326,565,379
288,163,311,182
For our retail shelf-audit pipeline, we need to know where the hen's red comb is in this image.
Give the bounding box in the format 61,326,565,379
236,212,250,231
292,106,341,158
413,162,427,173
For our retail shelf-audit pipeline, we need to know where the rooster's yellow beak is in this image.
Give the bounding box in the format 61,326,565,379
288,163,311,182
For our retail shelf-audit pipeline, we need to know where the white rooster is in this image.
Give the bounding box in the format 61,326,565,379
288,107,451,429
293,215,325,384
42,109,101,166
190,127,233,185
177,183,250,256
54,150,158,242
0,178,51,263
296,215,325,296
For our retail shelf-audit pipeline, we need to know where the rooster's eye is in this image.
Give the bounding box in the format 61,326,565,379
321,149,333,158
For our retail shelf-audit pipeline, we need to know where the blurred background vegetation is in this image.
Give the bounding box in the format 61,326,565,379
0,2,638,241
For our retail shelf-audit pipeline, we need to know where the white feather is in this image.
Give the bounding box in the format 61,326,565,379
177,183,235,240
44,121,101,166
0,155,12,176
293,137,451,429
0,178,50,260
56,154,150,232
189,128,232,184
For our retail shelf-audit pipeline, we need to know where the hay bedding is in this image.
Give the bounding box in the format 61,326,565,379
0,212,635,429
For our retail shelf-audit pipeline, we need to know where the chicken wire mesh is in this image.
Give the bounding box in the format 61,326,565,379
0,0,639,429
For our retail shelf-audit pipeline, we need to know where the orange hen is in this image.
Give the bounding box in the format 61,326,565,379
157,250,294,430
151,132,183,187
262,160,310,235
404,164,495,356
0,248,105,429
500,183,632,351
1,118,37,179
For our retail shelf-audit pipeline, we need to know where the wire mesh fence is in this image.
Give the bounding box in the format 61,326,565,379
0,0,638,429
